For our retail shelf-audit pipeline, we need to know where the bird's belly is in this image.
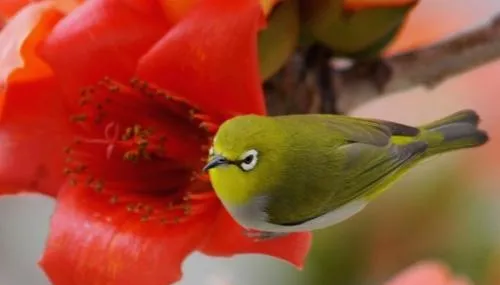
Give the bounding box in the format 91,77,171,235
223,195,368,233
273,199,368,232
220,196,274,231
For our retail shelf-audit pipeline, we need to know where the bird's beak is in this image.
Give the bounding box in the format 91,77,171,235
203,155,230,172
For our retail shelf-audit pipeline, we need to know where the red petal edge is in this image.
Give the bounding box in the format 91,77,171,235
137,0,267,119
0,0,31,19
39,0,170,96
199,207,312,269
40,184,220,285
0,2,68,197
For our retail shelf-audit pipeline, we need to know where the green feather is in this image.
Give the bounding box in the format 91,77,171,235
208,110,488,229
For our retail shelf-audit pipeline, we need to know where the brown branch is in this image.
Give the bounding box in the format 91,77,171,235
336,14,500,112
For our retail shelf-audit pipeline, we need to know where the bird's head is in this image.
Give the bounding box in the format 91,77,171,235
203,115,284,206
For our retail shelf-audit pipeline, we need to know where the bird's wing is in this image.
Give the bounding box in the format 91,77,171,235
319,115,421,146
270,141,428,229
269,117,428,228
333,140,428,203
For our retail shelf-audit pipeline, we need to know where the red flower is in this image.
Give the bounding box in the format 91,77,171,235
0,1,312,285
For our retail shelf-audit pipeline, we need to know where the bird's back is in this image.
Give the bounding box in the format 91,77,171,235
212,110,487,231
262,114,424,226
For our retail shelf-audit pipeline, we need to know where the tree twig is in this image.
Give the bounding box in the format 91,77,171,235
336,13,500,112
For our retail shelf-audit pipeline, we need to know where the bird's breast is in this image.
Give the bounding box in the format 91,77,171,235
221,195,276,231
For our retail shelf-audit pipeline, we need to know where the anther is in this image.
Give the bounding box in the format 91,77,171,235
136,138,149,148
123,150,139,163
188,109,196,118
198,122,218,133
70,114,88,123
122,127,133,141
86,176,95,186
126,203,135,212
133,124,143,136
63,168,71,176
94,114,104,124
109,195,118,204
144,205,154,215
130,78,139,86
108,85,119,93
73,164,88,173
92,179,104,193
155,90,166,97
191,113,212,122
135,203,144,212
63,146,72,154
79,98,89,106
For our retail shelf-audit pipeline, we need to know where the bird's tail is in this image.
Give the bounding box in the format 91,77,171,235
419,109,489,157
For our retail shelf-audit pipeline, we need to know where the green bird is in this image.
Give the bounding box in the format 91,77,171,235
203,110,488,240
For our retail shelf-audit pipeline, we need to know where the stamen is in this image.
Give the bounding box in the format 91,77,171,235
70,114,88,123
66,76,220,225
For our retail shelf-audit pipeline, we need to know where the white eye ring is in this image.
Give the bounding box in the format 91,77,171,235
239,149,258,172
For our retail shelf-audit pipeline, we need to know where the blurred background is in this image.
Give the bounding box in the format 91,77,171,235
1,0,500,284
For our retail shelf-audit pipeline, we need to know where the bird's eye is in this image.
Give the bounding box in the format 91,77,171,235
242,155,253,164
239,149,258,171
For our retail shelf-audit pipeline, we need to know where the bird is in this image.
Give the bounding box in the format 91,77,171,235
203,109,489,240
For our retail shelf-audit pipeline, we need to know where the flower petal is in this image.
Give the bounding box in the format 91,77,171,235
199,207,312,268
40,184,219,285
0,1,57,86
159,0,199,26
0,0,81,19
53,0,82,14
385,261,472,285
0,78,70,197
0,0,30,19
159,0,277,27
40,0,170,96
137,0,266,118
0,2,68,196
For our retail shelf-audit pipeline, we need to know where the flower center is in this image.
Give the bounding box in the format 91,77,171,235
63,77,222,224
